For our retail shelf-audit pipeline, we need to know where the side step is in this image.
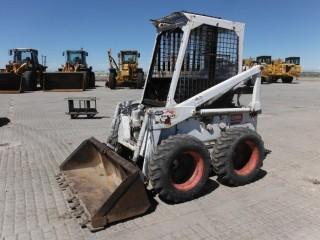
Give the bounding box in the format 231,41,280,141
57,138,150,231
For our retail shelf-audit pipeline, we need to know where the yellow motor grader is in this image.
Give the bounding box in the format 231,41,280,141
0,48,46,93
106,49,144,89
43,49,95,91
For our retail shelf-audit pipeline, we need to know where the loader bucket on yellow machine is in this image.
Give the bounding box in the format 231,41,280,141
0,73,22,93
43,72,85,91
57,137,150,231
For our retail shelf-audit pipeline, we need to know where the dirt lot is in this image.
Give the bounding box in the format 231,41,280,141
1,78,320,240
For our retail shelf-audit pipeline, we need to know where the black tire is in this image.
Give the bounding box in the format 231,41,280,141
246,77,255,86
212,127,265,186
79,71,88,90
263,76,273,84
90,72,96,88
282,77,293,83
107,116,120,146
22,71,37,91
271,77,278,83
87,114,94,118
264,77,275,83
39,76,44,90
149,134,211,203
70,114,77,119
108,70,116,89
136,71,144,89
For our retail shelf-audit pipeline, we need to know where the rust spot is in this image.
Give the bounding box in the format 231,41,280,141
164,116,171,125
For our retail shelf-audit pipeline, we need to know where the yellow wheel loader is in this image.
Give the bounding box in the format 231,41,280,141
268,57,301,83
57,12,268,231
106,49,144,89
43,49,95,91
255,56,301,83
0,48,46,93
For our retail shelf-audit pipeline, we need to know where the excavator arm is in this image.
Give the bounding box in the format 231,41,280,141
107,49,119,71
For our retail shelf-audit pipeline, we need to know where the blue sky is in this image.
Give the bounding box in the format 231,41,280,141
0,0,319,71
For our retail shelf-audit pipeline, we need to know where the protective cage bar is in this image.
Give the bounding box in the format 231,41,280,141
146,24,239,104
175,25,239,103
152,29,183,78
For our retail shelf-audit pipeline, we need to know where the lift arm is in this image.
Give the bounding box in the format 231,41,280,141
176,65,262,111
107,49,119,71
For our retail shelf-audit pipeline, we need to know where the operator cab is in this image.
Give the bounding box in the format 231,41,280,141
120,51,140,64
142,11,243,107
64,50,88,66
256,56,272,65
285,57,300,65
9,48,39,65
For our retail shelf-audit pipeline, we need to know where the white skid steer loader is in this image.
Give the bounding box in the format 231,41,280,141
57,11,267,231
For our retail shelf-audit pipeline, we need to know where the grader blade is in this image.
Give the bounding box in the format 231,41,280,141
43,72,85,91
0,73,22,93
57,137,150,231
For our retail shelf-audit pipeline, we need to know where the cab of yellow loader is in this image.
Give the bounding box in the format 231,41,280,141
118,50,140,80
120,50,140,68
256,55,271,65
7,49,45,74
63,50,88,68
285,57,300,65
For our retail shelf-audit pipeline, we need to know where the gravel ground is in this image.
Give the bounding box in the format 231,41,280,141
0,78,320,240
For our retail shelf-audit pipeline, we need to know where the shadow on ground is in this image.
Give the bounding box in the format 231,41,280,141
68,116,110,120
0,117,10,127
97,179,219,232
159,179,220,205
216,169,268,187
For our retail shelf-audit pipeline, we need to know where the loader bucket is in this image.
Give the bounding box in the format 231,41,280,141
0,73,22,93
57,137,150,231
43,72,85,91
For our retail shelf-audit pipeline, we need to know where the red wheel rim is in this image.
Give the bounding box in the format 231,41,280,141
234,140,259,176
171,151,204,191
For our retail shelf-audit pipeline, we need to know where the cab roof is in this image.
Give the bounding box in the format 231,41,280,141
151,11,244,32
11,48,38,52
120,50,139,53
65,49,87,53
